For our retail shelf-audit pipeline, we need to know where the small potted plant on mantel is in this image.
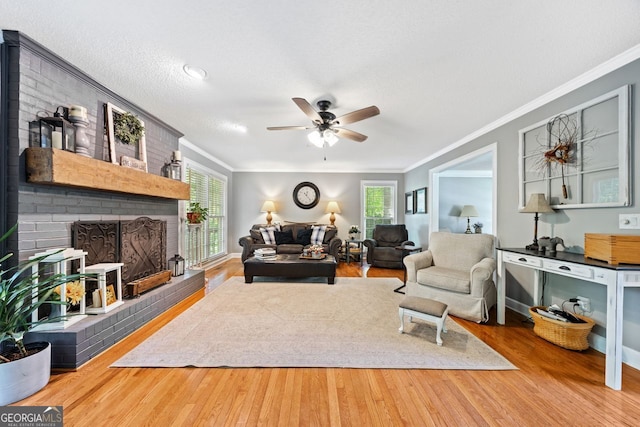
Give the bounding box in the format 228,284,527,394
473,222,483,234
187,202,209,224
0,224,86,405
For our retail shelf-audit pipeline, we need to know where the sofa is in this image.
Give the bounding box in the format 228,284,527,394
403,231,496,323
239,223,342,262
363,224,414,269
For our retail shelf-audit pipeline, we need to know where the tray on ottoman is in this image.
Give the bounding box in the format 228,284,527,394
244,254,336,284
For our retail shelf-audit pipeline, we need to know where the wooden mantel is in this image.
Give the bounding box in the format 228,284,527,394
25,148,190,200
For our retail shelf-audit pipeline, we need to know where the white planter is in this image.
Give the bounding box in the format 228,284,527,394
0,342,51,405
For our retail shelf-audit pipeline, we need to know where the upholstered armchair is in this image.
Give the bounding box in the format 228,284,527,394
363,224,414,269
403,231,496,323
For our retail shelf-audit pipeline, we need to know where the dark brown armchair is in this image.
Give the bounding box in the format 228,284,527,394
363,224,414,269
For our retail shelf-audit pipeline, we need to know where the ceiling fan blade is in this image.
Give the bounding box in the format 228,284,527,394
333,105,380,125
335,128,368,142
292,97,323,124
267,126,311,131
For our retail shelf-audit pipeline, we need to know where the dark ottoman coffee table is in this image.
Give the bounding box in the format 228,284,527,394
244,254,337,284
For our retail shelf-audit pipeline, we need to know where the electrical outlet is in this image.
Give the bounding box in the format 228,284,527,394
619,214,640,229
577,296,591,312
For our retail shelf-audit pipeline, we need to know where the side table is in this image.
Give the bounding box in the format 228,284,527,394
394,245,422,294
345,239,364,265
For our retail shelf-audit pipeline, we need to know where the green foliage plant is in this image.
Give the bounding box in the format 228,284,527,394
0,225,85,362
114,111,144,145
187,202,209,224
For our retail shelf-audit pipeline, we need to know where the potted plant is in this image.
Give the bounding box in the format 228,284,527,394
348,225,360,240
187,202,209,224
0,224,85,405
473,222,483,234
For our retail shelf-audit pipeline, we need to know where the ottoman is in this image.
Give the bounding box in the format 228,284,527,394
398,296,449,346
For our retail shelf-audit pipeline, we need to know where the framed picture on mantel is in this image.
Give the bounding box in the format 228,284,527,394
105,102,147,172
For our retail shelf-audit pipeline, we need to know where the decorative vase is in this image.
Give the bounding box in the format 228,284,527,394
0,342,51,405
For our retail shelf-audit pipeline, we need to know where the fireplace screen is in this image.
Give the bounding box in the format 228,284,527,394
73,217,167,297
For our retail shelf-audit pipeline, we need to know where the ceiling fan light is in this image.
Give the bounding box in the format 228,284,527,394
323,129,339,146
308,130,324,147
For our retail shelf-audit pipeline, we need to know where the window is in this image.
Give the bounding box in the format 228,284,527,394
519,85,630,208
361,180,397,239
185,160,227,263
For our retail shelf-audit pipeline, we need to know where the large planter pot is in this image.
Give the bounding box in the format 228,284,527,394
0,342,51,405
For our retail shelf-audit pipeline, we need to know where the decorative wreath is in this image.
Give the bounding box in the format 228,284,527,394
114,111,144,145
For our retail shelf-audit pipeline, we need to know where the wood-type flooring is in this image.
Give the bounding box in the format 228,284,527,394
14,258,640,426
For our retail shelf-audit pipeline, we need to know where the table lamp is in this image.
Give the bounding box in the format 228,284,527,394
460,205,479,234
261,200,276,225
325,201,341,225
520,193,554,250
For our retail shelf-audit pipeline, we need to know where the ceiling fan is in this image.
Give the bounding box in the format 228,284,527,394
267,98,380,145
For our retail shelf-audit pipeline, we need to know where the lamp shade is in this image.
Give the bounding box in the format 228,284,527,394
459,205,479,217
520,193,554,213
325,201,341,214
307,130,324,147
261,200,276,213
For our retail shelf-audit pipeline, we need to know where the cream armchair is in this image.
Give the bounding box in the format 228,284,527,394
403,232,496,323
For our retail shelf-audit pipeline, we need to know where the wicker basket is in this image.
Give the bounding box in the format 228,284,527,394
529,306,595,351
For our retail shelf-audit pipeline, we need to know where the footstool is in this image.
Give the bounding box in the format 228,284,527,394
398,296,449,346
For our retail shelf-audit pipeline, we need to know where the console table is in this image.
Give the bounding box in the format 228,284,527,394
496,247,640,390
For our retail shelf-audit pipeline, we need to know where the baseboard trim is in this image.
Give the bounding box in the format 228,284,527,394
505,297,640,371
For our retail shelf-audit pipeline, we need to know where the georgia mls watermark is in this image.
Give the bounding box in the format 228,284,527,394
0,406,63,427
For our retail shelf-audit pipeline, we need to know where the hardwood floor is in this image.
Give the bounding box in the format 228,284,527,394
15,258,640,426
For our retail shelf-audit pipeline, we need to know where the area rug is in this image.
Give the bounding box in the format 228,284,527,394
112,277,515,370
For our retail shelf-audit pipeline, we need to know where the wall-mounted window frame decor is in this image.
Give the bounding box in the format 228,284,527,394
414,187,428,214
405,191,414,214
518,85,630,209
105,102,148,172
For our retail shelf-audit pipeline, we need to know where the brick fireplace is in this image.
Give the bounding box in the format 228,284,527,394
1,31,205,369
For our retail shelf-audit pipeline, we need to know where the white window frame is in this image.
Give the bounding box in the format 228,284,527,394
183,158,228,264
518,85,630,209
360,180,398,239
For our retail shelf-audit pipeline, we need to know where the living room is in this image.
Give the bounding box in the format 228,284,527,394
2,2,640,424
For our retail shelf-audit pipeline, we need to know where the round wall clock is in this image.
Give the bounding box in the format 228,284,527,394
293,182,320,209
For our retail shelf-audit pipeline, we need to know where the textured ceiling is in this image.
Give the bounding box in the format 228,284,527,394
2,1,640,172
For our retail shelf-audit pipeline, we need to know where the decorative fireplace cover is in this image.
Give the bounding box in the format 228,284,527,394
73,217,167,297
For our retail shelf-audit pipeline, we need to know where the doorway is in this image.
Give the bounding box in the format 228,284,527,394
429,144,497,235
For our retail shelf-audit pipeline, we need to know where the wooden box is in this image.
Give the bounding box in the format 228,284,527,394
584,234,640,265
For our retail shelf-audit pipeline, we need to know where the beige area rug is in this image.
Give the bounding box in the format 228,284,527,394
112,277,516,370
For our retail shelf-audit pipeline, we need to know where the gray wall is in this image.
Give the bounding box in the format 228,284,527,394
439,176,492,234
405,57,640,355
230,172,404,252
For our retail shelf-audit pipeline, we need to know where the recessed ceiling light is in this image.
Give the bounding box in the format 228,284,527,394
220,121,248,134
183,64,207,80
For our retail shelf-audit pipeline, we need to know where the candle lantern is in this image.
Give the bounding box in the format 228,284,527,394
168,254,185,276
32,107,76,151
162,151,182,180
168,151,182,180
